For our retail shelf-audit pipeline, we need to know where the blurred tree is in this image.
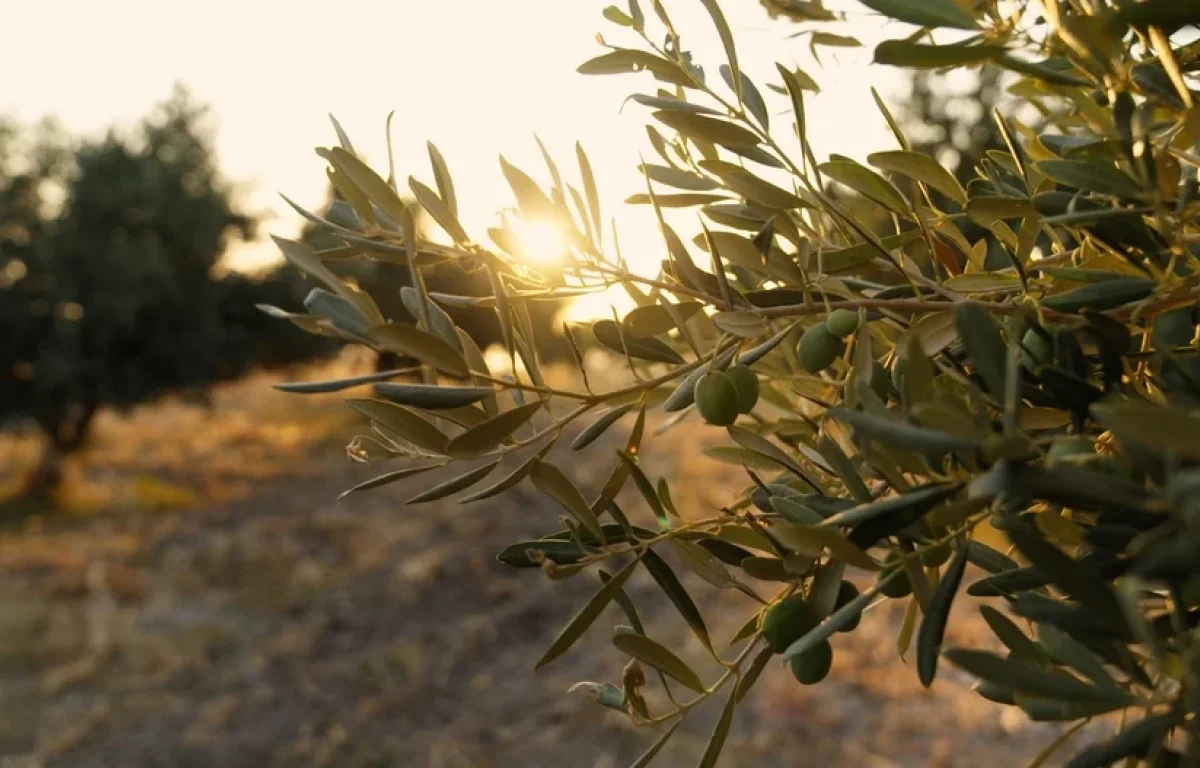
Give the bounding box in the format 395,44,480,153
0,87,337,501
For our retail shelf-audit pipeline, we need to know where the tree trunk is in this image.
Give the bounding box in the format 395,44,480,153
7,401,99,516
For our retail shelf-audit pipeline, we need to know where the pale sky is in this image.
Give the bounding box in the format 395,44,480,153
2,0,905,290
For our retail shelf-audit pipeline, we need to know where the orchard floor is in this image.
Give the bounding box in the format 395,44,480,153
0,360,1108,767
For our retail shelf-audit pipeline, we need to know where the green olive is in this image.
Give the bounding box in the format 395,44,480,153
878,553,913,599
789,640,833,684
762,595,821,653
833,581,862,632
798,324,845,374
824,309,860,339
693,371,740,426
724,365,760,414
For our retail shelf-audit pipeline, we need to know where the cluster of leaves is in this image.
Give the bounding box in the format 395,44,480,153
0,87,340,466
271,1,1200,765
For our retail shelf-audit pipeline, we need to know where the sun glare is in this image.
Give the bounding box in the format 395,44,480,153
510,217,566,265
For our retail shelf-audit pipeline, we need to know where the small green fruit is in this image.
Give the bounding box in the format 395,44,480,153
693,371,740,426
798,324,845,373
788,640,833,685
833,581,862,632
724,365,760,414
878,553,913,598
824,309,860,339
762,595,821,653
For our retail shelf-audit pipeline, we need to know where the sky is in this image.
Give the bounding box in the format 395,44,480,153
0,0,907,303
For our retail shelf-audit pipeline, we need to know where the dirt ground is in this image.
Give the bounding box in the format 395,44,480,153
0,361,1112,767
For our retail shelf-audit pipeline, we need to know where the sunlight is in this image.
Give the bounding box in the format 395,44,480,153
510,217,566,265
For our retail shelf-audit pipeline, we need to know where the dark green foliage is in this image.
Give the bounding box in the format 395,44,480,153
0,88,336,470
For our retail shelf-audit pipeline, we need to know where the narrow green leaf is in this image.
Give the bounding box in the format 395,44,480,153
593,319,685,364
1007,526,1122,618
701,0,740,105
943,273,1023,294
572,403,636,451
409,177,470,244
576,142,601,243
406,461,499,504
697,684,738,768
641,549,712,648
670,539,738,589
726,425,819,490
857,0,980,30
818,159,910,214
628,93,722,115
1037,159,1144,199
874,41,1004,69
979,605,1051,664
612,632,706,692
623,302,704,338
445,400,544,457
1036,624,1120,691
653,111,761,149
577,49,692,86
275,369,416,394
535,557,639,669
616,451,669,528
372,383,494,410
1091,398,1200,460
500,156,555,219
531,460,605,541
366,323,470,378
346,398,449,454
735,647,774,703
459,443,552,504
1042,278,1156,313
629,719,682,768
338,464,443,500
867,150,966,204
1061,713,1175,768
323,146,408,224
818,229,922,273
828,407,981,453
770,523,881,571
955,301,1008,401
943,649,1132,703
917,544,969,686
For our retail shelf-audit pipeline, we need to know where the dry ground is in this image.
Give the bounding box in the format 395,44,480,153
0,356,1112,766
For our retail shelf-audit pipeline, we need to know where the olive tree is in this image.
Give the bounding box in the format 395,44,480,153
270,1,1200,764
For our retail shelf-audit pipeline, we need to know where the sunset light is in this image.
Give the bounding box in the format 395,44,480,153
509,216,566,265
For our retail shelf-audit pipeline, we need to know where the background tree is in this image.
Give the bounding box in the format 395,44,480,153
0,87,338,500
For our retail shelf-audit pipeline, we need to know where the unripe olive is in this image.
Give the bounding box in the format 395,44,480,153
878,552,913,599
762,595,821,653
833,581,862,632
798,324,845,373
693,371,740,426
724,365,760,414
789,639,833,684
824,309,860,339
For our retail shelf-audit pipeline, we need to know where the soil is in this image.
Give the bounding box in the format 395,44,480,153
0,368,1110,767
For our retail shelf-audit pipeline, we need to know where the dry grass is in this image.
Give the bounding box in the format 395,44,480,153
0,353,1115,766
